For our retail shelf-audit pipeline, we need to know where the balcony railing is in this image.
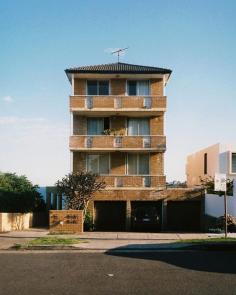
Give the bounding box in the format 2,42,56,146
98,175,166,188
70,95,166,112
70,135,166,151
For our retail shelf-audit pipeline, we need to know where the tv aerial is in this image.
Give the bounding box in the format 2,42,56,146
111,47,129,62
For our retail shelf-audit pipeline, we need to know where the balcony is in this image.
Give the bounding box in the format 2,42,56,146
70,135,166,152
70,95,166,115
98,175,166,189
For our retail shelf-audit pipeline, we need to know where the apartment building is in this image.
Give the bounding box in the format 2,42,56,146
186,143,236,187
65,62,172,231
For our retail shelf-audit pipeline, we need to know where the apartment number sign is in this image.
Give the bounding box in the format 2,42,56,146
49,210,83,233
214,173,227,192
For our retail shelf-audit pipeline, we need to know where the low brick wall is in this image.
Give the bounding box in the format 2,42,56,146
49,210,83,233
0,213,33,232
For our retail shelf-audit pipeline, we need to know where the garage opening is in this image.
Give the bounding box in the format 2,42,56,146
94,201,126,231
131,201,162,232
167,201,201,232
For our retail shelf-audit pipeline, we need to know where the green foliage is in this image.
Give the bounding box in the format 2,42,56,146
216,214,236,232
84,211,94,231
200,176,233,196
0,172,45,213
0,172,35,192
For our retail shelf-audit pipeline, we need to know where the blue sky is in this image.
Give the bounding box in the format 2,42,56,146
0,0,236,185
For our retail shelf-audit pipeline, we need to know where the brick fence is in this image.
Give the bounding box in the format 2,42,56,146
49,210,83,233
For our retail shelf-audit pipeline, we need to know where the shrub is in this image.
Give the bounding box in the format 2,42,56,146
83,212,94,231
0,172,45,213
216,214,236,232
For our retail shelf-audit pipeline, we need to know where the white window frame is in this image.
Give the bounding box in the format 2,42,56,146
126,80,150,96
126,153,150,175
127,118,150,136
86,153,110,175
86,80,110,96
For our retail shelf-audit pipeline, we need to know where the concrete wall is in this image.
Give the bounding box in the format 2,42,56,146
0,213,33,232
205,180,236,218
186,143,220,186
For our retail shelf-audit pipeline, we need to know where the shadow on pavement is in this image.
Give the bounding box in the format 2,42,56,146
105,244,236,274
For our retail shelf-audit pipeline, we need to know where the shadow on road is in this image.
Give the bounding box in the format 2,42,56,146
105,244,236,274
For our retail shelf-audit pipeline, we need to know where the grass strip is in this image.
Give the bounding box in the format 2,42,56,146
178,237,236,244
27,236,84,246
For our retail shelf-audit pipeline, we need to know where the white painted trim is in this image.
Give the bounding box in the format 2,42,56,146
70,112,73,136
72,74,74,95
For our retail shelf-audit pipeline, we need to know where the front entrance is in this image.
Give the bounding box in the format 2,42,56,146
131,201,162,232
167,201,201,231
94,201,126,231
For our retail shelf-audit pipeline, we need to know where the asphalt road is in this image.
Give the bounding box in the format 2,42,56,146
0,251,236,295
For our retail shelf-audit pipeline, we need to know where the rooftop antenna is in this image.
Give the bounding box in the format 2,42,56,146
111,47,128,62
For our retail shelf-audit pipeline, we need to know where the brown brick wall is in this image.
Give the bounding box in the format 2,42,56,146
74,79,86,95
110,152,126,174
73,116,87,135
150,78,163,96
150,115,164,135
93,189,167,201
73,152,86,171
49,210,83,233
70,96,166,110
111,79,126,95
150,153,164,175
73,152,164,176
73,78,163,97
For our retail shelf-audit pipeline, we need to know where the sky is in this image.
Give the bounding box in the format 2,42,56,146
0,0,236,186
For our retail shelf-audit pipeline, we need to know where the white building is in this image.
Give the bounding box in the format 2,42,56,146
186,143,236,187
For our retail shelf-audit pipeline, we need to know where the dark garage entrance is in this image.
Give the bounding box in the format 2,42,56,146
167,201,201,232
131,201,162,232
94,201,126,231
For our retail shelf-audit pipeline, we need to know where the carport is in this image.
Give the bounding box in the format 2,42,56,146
131,201,162,232
94,201,126,231
166,201,202,232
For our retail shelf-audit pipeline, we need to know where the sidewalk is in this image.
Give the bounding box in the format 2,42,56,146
0,229,236,250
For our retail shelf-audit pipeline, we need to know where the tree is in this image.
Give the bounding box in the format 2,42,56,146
56,171,106,218
0,172,45,212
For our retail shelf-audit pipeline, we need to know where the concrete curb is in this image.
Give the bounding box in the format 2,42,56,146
13,242,236,252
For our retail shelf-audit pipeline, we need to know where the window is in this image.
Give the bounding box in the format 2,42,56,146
232,153,236,173
127,154,149,175
87,154,109,174
127,118,150,135
87,118,110,135
127,80,150,96
204,153,207,175
87,80,109,95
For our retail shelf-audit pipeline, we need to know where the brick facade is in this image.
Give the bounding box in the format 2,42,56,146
66,63,175,231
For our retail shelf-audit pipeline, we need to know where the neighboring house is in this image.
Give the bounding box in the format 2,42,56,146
186,143,236,187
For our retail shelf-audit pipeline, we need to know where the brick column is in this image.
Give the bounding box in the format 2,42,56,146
126,200,131,231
